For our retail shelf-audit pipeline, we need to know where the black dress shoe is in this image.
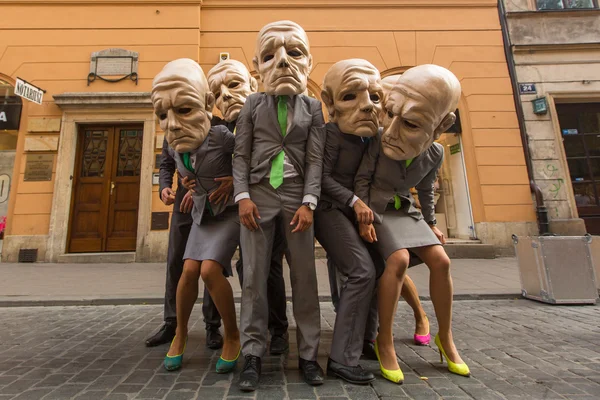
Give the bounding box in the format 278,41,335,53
269,333,289,355
145,322,176,347
206,327,223,350
327,358,375,385
299,358,324,386
239,355,261,392
361,340,378,361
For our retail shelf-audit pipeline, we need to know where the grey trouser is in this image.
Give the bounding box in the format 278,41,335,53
240,179,320,360
315,205,375,366
164,211,221,329
236,220,289,337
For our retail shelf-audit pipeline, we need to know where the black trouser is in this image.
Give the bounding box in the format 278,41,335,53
236,215,289,337
164,211,222,330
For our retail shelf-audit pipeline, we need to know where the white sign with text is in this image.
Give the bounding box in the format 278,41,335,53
14,78,44,105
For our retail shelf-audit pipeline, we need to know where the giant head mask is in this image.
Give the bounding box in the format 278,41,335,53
321,59,383,137
381,64,460,160
151,58,215,153
379,74,400,126
381,75,401,100
208,60,258,122
253,20,313,96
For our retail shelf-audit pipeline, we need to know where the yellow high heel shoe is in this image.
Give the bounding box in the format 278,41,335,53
434,334,470,377
374,339,404,384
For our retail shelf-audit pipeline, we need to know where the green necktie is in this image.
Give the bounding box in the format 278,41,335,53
394,159,414,210
269,95,288,189
182,152,194,172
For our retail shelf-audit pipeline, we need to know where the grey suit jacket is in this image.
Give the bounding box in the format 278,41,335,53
232,93,326,199
354,133,443,224
168,125,236,226
159,137,190,212
320,122,370,210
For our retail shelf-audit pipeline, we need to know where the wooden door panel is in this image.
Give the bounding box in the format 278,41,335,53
106,127,142,252
68,128,113,253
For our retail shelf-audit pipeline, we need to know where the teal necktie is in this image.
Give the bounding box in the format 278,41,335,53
269,95,287,189
394,159,414,210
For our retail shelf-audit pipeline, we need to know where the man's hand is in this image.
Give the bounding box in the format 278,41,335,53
209,176,233,205
239,198,260,231
359,223,377,243
431,225,446,245
353,198,374,225
180,191,193,213
161,187,175,206
291,205,313,233
181,176,196,193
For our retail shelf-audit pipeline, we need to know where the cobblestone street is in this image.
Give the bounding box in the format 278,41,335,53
1,300,599,400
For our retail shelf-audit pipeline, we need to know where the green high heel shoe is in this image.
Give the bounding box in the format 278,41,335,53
216,347,241,374
164,336,187,371
374,339,404,384
434,334,470,377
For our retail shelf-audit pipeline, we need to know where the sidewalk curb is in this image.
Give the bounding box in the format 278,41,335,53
0,293,522,308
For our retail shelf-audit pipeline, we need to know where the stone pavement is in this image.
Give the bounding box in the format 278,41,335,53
0,258,520,305
1,300,600,399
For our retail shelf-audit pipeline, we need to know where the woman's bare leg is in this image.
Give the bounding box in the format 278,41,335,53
201,260,240,360
412,245,463,364
168,259,200,356
376,249,410,370
401,276,429,336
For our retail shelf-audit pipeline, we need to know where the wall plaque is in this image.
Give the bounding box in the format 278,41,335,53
88,48,139,86
24,154,54,181
155,153,162,169
151,212,170,230
532,97,548,115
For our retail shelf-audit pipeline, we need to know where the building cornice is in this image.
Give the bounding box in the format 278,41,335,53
513,42,600,53
0,0,496,6
201,0,497,9
0,1,202,4
54,92,152,110
506,9,600,19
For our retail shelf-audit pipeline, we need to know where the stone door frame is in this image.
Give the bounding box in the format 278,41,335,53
49,93,155,262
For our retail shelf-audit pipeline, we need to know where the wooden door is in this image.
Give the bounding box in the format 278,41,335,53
68,125,143,253
106,127,143,251
557,103,600,235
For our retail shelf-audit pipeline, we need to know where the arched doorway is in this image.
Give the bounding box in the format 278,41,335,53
0,78,22,248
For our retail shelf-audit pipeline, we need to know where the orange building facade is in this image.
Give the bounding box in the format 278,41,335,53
0,0,536,262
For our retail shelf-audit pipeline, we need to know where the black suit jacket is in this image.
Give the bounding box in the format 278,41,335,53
212,115,237,133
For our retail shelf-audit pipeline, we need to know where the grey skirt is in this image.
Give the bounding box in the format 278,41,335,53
183,205,239,276
374,206,441,260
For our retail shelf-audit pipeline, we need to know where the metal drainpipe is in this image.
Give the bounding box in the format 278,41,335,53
497,0,549,235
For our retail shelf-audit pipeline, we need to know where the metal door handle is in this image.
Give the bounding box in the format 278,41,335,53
110,181,115,195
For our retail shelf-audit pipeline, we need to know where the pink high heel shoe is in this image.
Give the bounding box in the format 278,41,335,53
413,316,430,346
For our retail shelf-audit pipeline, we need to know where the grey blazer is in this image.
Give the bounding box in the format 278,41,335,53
168,125,236,226
159,137,191,212
354,133,443,224
232,93,326,199
320,122,370,210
